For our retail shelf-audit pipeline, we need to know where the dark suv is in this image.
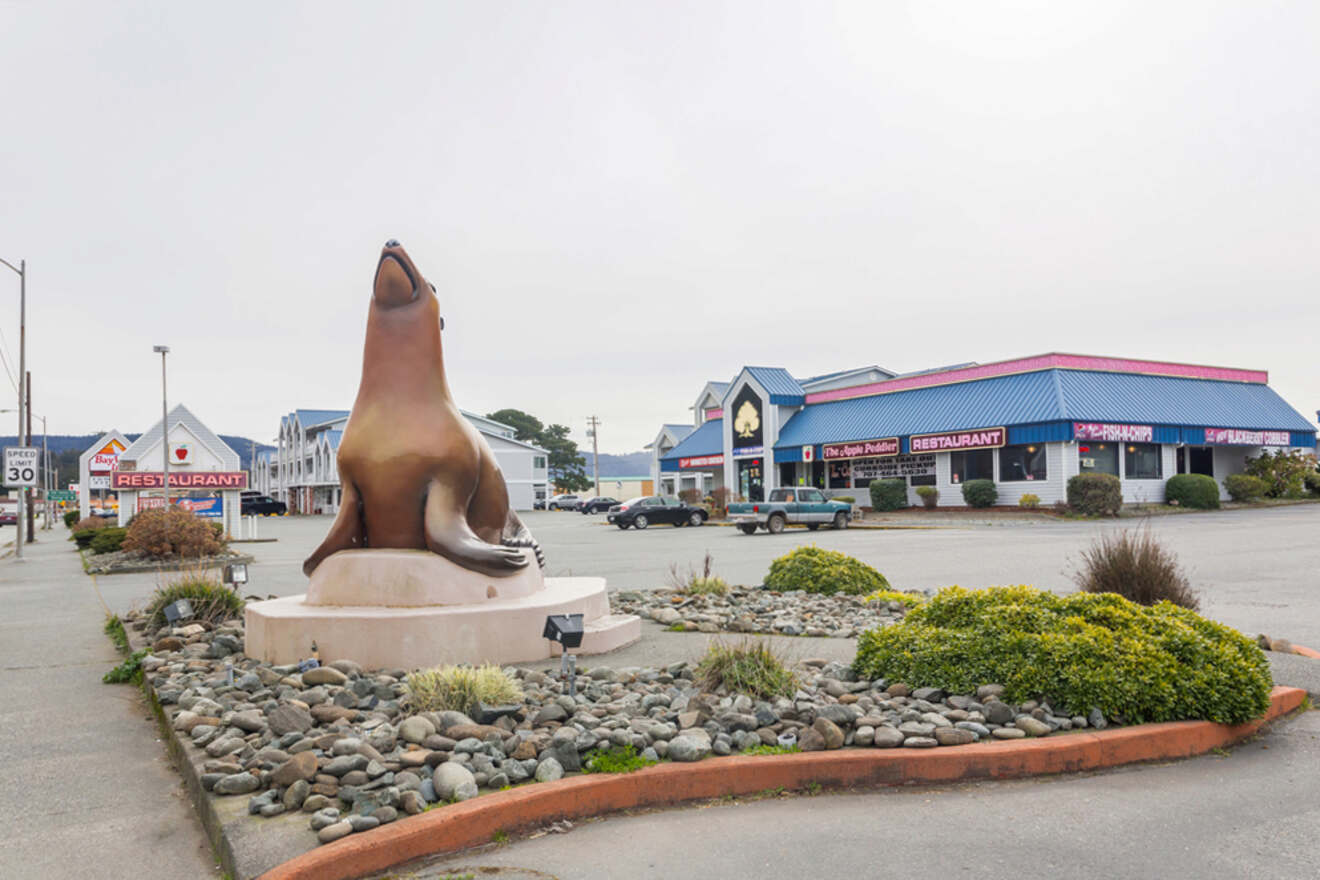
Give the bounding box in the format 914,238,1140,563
607,496,708,530
241,493,288,516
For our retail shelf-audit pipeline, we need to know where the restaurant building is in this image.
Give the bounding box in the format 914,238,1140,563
653,353,1316,507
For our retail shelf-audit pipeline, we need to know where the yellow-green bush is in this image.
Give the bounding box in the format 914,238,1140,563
406,664,523,715
764,545,889,595
696,638,797,698
146,572,244,628
853,585,1271,725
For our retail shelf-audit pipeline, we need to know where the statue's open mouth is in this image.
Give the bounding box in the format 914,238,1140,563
373,248,419,306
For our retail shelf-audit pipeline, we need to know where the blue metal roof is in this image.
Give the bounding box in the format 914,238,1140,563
743,367,805,405
295,409,350,427
325,430,343,450
660,418,723,467
775,370,1315,449
663,423,694,439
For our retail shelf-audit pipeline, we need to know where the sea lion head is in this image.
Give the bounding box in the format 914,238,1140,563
373,240,442,328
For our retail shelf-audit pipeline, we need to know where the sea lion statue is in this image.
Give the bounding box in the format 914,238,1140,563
303,240,543,578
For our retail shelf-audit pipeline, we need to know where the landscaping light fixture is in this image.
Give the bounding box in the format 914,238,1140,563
163,598,194,624
223,562,248,586
545,613,584,698
543,613,584,649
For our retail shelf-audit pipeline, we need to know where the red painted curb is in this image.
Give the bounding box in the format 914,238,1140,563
1293,642,1320,660
258,686,1306,880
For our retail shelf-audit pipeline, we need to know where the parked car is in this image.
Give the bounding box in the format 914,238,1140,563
241,493,288,516
607,496,708,530
547,494,581,511
0,499,16,526
533,498,546,510
727,487,851,534
578,496,620,514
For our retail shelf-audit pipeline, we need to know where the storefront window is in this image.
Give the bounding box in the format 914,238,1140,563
950,449,994,483
999,445,1047,482
910,473,936,486
1078,442,1118,476
1124,443,1162,479
828,461,851,489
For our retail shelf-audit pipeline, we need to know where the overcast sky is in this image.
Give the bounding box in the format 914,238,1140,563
2,1,1317,455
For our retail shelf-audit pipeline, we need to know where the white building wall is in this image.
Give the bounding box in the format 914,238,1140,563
992,442,1068,508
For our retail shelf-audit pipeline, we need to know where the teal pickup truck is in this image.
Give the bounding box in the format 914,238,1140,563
726,487,852,535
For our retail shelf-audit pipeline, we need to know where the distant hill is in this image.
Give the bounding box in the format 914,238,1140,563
0,434,275,472
591,451,651,477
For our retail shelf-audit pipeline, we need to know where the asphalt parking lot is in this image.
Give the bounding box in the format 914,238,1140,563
87,503,1320,649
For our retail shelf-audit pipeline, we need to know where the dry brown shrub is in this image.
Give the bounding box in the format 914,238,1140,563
123,507,225,559
1072,525,1200,611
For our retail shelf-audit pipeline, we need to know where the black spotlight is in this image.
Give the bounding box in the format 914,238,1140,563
543,613,585,649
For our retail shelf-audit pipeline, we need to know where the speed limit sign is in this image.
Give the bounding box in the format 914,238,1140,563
3,447,39,487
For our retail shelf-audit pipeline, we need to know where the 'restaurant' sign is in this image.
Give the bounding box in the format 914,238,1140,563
678,455,723,469
112,471,249,490
909,427,1006,453
1074,423,1154,442
1204,428,1291,446
822,437,899,460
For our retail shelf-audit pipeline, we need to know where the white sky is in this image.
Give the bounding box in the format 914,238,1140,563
2,1,1317,453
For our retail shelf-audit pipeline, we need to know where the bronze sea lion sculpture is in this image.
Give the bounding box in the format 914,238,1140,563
303,240,543,578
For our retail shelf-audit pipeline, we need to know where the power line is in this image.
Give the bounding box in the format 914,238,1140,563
0,324,17,394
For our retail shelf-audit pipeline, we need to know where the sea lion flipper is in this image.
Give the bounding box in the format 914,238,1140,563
303,481,366,576
502,509,545,569
424,478,530,576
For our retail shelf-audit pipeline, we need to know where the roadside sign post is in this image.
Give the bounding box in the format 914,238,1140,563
4,447,39,488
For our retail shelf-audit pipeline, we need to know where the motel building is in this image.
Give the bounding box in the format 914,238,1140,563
652,353,1316,507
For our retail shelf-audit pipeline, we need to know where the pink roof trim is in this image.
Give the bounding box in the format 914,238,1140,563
803,353,1269,406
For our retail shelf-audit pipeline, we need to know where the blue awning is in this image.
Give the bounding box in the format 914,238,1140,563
659,419,723,470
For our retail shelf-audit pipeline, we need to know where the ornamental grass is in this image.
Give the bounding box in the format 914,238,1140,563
405,664,523,716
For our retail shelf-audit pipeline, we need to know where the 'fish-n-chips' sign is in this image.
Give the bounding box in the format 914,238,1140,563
112,471,249,490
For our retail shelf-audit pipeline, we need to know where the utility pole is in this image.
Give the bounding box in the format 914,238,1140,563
586,415,601,497
154,346,170,505
41,416,49,530
25,372,33,543
1,256,26,560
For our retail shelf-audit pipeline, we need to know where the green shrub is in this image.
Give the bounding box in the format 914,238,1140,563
406,664,523,715
1067,473,1121,516
1072,526,1199,611
915,486,939,509
1244,449,1317,498
585,743,657,774
961,479,997,508
695,638,797,699
145,572,245,629
103,649,149,685
764,545,889,595
90,526,128,555
63,509,81,529
73,528,101,550
1018,493,1041,509
1165,474,1220,509
864,589,926,608
1223,473,1268,503
1306,471,1320,497
687,576,729,596
868,479,907,511
853,585,1272,725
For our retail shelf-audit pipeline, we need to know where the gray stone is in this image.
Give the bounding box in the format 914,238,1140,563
955,721,991,740
230,710,266,733
310,807,342,830
872,726,905,748
302,794,331,813
992,727,1027,740
399,715,436,744
259,803,287,818
535,757,565,782
934,727,975,746
912,687,946,702
283,779,311,810
1015,716,1052,737
1088,707,1108,729
812,717,845,750
249,789,279,815
317,821,353,844
324,754,369,777
213,772,261,795
302,666,348,686
667,735,710,762
853,725,875,746
432,762,477,800
348,814,380,832
534,704,568,725
898,721,935,737
984,701,1016,725
902,736,939,748
815,704,857,726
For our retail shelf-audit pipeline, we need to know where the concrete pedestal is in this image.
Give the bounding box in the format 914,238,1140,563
243,549,639,669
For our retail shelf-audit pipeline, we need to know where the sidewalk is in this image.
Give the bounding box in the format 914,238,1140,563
0,530,216,879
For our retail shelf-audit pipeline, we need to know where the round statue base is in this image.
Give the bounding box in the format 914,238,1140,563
243,550,639,669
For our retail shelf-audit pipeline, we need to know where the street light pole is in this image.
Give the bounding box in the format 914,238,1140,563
154,346,170,505
1,257,24,560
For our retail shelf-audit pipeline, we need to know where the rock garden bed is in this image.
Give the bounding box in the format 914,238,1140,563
123,612,1126,851
84,547,253,575
613,586,920,638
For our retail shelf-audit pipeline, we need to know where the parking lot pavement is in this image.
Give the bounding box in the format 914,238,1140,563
93,504,1320,651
